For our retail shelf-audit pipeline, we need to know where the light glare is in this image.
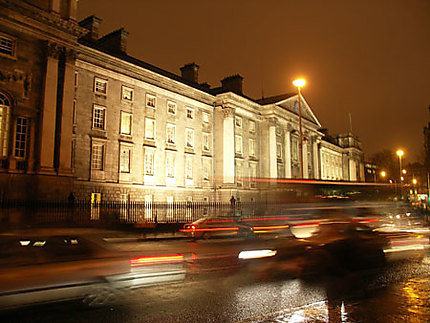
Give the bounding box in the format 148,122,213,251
292,79,306,87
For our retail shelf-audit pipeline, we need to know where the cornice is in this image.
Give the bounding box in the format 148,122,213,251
0,0,87,38
77,45,215,107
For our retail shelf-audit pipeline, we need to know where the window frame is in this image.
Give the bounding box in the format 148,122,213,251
92,105,106,130
144,150,155,176
235,135,243,155
121,86,134,102
166,123,176,145
249,120,256,133
202,132,210,152
120,111,132,135
14,116,28,159
0,34,16,58
167,100,177,115
202,111,210,123
94,77,107,95
144,117,156,141
249,138,256,157
119,146,131,173
146,93,156,109
185,128,194,149
186,107,194,119
235,116,242,128
91,142,105,170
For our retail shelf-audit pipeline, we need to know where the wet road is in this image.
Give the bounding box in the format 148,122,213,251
1,253,429,323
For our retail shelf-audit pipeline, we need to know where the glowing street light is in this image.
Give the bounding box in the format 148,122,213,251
396,149,404,199
412,178,417,185
293,78,306,178
402,169,407,174
380,171,386,178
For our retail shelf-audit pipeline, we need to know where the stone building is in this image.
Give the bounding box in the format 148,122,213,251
0,0,365,204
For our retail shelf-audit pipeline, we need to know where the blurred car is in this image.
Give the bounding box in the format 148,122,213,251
296,220,389,280
0,230,185,309
180,217,255,240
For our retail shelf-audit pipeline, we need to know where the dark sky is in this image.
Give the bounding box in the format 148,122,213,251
77,0,430,163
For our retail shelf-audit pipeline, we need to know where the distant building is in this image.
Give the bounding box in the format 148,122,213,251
0,0,365,204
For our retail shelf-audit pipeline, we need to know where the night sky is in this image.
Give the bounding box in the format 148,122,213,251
77,0,430,163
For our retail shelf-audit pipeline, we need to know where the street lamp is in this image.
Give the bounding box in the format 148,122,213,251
293,78,306,179
396,149,404,199
380,171,387,180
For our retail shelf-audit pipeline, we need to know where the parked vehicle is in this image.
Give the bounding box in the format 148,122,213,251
180,217,255,240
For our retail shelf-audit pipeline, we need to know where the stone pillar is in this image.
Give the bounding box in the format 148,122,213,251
313,138,320,179
39,42,60,174
303,139,309,179
58,48,75,176
284,128,292,178
269,118,277,179
50,0,61,14
222,107,235,184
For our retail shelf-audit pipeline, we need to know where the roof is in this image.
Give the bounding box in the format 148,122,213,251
256,93,297,105
78,38,213,95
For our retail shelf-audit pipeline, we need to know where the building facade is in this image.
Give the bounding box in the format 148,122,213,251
0,0,364,204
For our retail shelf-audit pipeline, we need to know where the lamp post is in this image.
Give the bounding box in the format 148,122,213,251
380,170,387,181
396,149,404,199
293,79,306,179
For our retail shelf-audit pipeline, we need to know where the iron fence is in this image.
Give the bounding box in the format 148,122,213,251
0,200,264,227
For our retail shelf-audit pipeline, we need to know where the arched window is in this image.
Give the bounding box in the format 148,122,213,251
0,92,11,158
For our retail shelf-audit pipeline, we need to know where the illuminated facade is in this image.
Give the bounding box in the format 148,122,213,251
0,0,364,203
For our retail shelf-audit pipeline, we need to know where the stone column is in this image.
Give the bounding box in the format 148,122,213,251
313,138,320,179
222,107,235,184
58,48,75,176
269,118,277,179
303,138,308,179
39,42,60,174
284,127,292,178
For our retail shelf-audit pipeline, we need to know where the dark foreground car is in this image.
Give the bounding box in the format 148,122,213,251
0,230,185,309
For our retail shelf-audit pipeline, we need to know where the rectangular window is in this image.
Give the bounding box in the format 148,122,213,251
166,153,175,178
202,132,210,151
122,86,133,101
0,35,15,57
203,158,211,181
249,120,256,133
94,77,107,94
145,118,155,140
249,138,255,157
185,128,194,149
235,116,242,128
186,107,194,119
91,143,104,170
120,146,131,173
144,150,154,175
292,137,298,161
120,111,132,135
167,100,176,115
276,142,282,159
250,163,257,179
92,105,105,130
236,161,243,186
202,111,210,123
185,156,193,180
146,94,156,108
14,117,28,158
166,123,176,145
235,135,243,155
0,106,9,158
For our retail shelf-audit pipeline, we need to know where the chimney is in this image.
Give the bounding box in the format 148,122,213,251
221,74,243,95
180,63,199,83
79,16,102,41
97,28,129,53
